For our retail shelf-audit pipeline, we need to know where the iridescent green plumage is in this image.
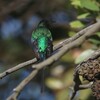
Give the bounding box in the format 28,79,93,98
31,21,53,60
31,20,53,92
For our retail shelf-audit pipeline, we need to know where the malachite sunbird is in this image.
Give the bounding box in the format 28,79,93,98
31,20,53,92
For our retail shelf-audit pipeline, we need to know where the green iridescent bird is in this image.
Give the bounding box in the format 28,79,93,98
31,20,53,61
31,20,53,92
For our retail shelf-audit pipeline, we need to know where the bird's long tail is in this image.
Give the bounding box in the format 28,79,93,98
41,68,45,93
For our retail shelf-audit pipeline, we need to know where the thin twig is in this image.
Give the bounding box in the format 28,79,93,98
7,22,100,100
0,58,37,79
79,82,93,89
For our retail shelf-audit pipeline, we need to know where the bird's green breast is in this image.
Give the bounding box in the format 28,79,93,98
38,36,47,53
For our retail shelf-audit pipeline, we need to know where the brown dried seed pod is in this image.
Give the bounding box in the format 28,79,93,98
76,58,100,81
91,79,100,100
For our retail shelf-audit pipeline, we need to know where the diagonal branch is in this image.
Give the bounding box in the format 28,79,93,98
0,58,37,79
7,70,38,100
53,22,95,50
6,22,100,100
0,22,98,79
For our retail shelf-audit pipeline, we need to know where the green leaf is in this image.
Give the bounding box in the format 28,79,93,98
71,0,81,7
70,20,84,28
96,32,100,37
89,32,100,45
68,31,76,37
77,13,90,19
89,39,100,45
75,49,95,64
80,0,100,11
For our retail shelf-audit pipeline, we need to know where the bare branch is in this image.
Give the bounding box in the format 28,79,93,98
0,58,37,79
7,70,38,100
79,82,93,89
0,22,99,79
6,22,100,100
54,22,95,50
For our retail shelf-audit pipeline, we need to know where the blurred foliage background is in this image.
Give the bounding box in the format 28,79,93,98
0,0,100,100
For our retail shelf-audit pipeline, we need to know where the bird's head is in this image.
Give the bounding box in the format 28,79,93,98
38,19,51,28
